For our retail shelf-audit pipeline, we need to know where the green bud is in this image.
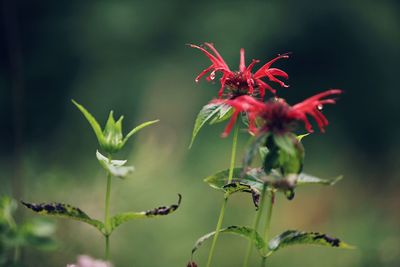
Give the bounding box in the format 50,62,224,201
72,100,159,154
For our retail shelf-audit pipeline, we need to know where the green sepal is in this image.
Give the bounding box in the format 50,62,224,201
96,150,134,179
189,102,232,148
191,226,266,258
22,201,105,234
296,133,310,141
109,194,181,233
268,230,354,253
273,134,296,156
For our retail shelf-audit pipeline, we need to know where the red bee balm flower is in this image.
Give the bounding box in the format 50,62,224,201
217,89,342,137
190,43,289,99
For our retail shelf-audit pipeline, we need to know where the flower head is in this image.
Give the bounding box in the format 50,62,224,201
218,89,342,137
190,43,289,99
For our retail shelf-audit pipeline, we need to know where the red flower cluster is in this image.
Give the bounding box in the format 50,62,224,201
215,89,342,137
190,43,289,99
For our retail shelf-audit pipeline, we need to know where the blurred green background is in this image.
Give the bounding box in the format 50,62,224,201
1,0,399,266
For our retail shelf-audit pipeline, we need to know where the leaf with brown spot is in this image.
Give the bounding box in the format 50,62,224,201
268,230,354,254
109,194,181,232
21,201,105,234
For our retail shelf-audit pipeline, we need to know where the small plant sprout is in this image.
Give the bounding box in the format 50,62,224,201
187,43,353,267
22,101,181,261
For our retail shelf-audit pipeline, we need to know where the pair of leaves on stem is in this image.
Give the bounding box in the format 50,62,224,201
204,167,342,206
22,194,182,236
190,226,353,261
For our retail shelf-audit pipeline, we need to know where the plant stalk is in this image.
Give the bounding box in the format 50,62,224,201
205,124,239,267
104,155,113,260
242,185,267,267
261,192,274,267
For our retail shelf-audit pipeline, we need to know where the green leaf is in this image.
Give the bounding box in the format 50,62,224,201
297,173,343,186
72,100,104,145
22,202,104,234
189,103,224,148
204,168,264,191
268,230,354,253
96,150,134,179
223,183,261,209
209,104,233,124
191,226,266,257
122,119,159,146
109,194,181,232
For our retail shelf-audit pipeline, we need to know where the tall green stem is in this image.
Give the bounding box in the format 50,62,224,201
261,192,274,267
104,155,112,260
205,124,239,267
242,185,267,267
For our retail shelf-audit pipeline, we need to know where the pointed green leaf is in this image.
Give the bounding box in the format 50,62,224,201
109,194,181,232
22,202,104,233
96,150,134,179
297,173,343,186
204,168,264,191
268,230,354,253
189,103,224,148
209,104,233,124
72,100,104,145
122,119,159,146
191,226,266,257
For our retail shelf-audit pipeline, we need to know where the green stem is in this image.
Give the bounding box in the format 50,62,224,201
104,155,112,260
261,191,274,267
205,124,239,267
242,185,267,267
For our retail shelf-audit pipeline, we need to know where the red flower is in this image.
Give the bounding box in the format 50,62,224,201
217,90,342,137
189,43,289,99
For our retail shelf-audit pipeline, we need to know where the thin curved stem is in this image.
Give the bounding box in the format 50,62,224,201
261,192,274,267
205,124,239,267
242,185,267,267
